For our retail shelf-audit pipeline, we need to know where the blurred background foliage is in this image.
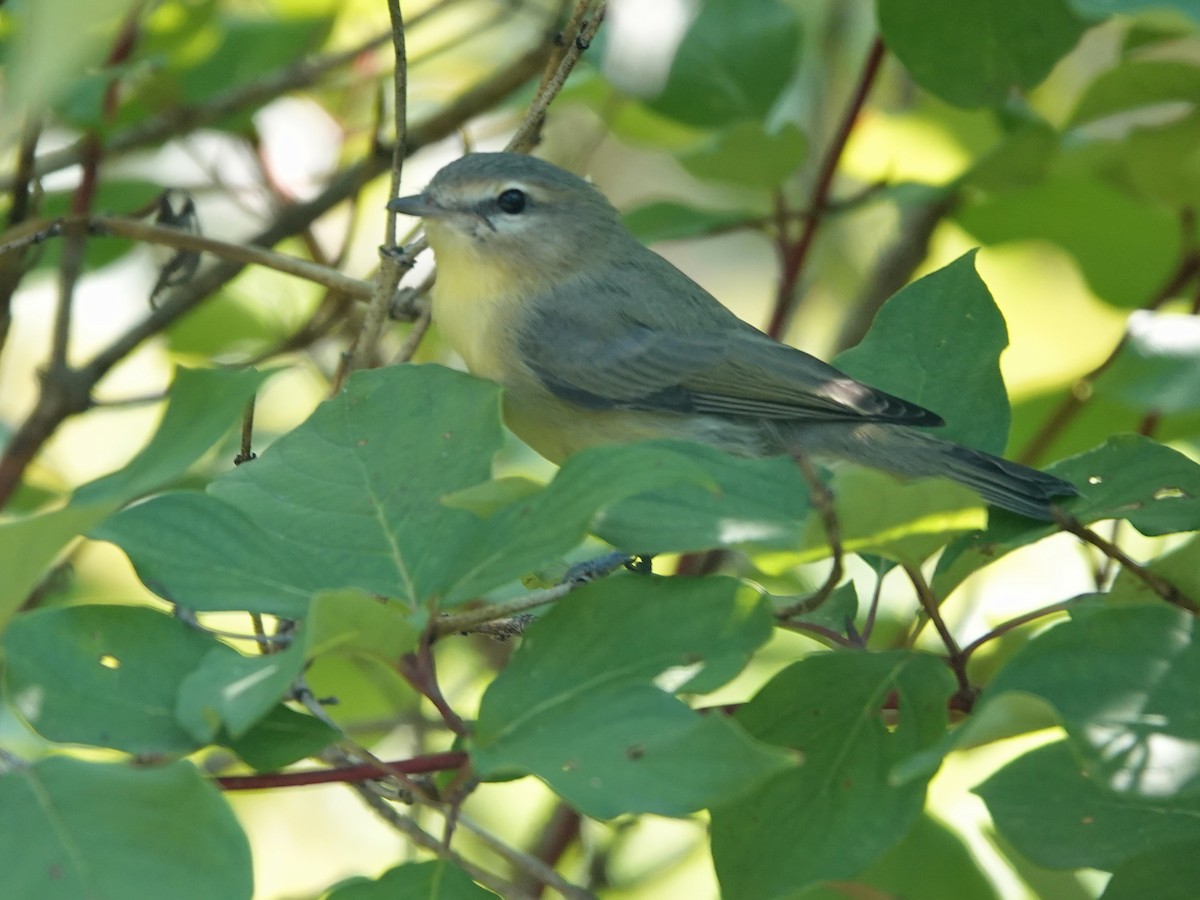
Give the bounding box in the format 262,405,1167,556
1,0,1200,897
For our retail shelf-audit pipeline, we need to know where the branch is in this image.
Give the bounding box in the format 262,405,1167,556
217,751,468,790
776,453,844,619
960,600,1076,661
903,563,972,696
506,0,607,153
1056,514,1198,613
765,35,886,340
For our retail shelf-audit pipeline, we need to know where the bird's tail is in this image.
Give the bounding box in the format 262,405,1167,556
788,424,1078,521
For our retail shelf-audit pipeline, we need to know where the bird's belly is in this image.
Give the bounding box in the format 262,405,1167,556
501,385,766,464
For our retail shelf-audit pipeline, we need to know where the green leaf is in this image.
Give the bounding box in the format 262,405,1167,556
934,434,1200,595
304,589,421,661
978,740,1200,871
92,491,322,617
710,651,956,898
955,174,1181,308
680,121,807,189
800,813,1000,900
0,757,251,900
1101,842,1200,900
1093,311,1200,414
326,860,497,899
97,366,503,614
835,251,1011,454
471,576,790,818
224,704,337,772
877,0,1088,108
986,604,1200,796
622,202,754,244
1069,60,1200,126
0,366,269,627
3,605,231,755
176,641,306,742
77,366,271,505
593,443,811,556
647,0,802,127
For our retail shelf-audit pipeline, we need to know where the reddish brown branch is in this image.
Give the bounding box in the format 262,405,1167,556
217,751,468,791
765,36,886,339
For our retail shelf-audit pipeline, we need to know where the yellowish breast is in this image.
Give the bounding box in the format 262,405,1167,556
427,228,527,383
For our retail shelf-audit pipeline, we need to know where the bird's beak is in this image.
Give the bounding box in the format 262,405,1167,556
388,193,448,218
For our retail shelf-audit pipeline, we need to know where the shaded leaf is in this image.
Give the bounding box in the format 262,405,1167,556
1093,311,1200,414
622,202,754,244
0,757,251,900
3,605,232,755
986,604,1200,797
835,250,1011,454
680,121,807,189
176,641,306,742
711,651,956,898
978,740,1200,871
471,576,789,818
878,0,1088,108
647,0,801,128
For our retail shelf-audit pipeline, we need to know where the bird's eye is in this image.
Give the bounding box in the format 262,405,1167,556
497,188,527,214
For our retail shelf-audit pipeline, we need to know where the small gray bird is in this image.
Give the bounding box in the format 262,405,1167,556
389,152,1076,520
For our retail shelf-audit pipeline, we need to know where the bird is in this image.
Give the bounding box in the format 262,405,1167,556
388,152,1077,520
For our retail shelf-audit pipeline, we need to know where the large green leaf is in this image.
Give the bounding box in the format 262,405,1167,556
978,740,1200,871
877,0,1088,108
647,0,802,127
800,813,1000,900
986,604,1200,797
710,651,956,899
471,575,790,818
0,757,251,900
0,366,269,627
1101,842,1200,900
3,605,236,755
835,251,1011,454
622,202,757,244
955,174,1181,308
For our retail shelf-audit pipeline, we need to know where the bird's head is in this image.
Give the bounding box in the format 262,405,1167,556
389,152,626,283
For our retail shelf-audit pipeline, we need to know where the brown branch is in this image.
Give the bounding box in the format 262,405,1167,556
507,0,607,153
903,563,971,695
765,35,886,340
0,115,43,358
1056,514,1198,613
777,453,844,619
335,0,411,388
217,751,468,790
960,600,1076,661
516,803,583,898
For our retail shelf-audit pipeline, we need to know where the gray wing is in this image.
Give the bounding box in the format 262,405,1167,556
517,255,943,427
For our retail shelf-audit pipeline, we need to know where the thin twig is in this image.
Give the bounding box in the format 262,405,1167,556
507,0,607,153
336,0,411,388
217,751,469,790
765,35,886,340
902,563,971,694
1055,514,1198,612
776,453,843,619
960,600,1076,661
